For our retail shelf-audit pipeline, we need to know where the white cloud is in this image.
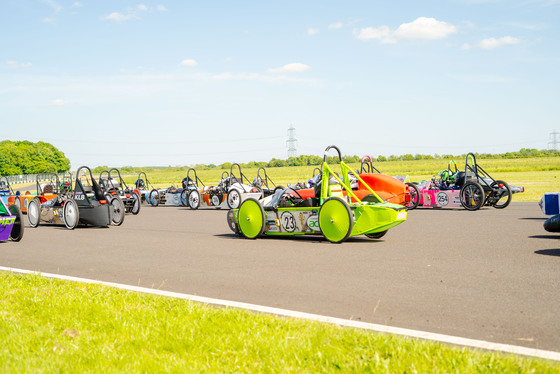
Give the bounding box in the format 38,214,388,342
461,43,471,50
267,63,310,74
102,12,137,22
41,0,63,13
355,17,456,44
6,61,32,67
72,2,82,8
478,36,521,50
180,59,198,67
42,17,56,24
328,22,343,30
307,27,319,35
354,25,396,43
394,17,456,40
48,99,70,106
102,4,152,22
157,5,167,11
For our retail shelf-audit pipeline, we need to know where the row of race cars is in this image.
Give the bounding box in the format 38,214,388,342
1,146,530,243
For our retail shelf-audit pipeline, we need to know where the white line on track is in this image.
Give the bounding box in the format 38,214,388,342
2,266,559,362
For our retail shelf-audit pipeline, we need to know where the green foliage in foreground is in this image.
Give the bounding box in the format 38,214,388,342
1,273,558,373
0,140,70,175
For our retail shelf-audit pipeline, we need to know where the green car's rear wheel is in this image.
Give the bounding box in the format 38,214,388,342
319,197,353,243
238,198,265,239
365,230,387,239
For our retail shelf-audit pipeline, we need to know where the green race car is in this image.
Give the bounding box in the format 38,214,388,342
227,145,407,243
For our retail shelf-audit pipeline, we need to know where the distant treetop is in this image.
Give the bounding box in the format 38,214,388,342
0,140,70,176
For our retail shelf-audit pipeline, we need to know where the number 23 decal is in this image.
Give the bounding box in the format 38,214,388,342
281,212,296,232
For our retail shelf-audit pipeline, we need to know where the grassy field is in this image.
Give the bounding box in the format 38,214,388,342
119,157,559,202
1,272,558,373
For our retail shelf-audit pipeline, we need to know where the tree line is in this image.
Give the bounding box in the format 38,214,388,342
0,140,70,176
1,141,556,176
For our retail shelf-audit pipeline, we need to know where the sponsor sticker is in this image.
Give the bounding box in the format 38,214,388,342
0,217,15,226
307,214,320,231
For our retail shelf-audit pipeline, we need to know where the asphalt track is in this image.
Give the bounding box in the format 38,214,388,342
1,202,559,352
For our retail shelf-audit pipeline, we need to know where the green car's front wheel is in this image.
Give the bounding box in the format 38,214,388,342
319,197,353,243
238,198,265,239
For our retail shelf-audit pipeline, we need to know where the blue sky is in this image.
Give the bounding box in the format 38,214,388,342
1,0,558,168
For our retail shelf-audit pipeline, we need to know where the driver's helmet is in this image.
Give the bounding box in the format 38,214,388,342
308,173,321,187
439,170,451,184
181,177,192,189
252,177,263,188
135,179,145,188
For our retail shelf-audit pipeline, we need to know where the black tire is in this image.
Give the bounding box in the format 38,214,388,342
149,189,159,207
405,183,420,210
8,204,24,241
491,180,512,209
109,195,125,226
188,189,200,210
63,198,79,230
227,189,242,209
544,214,560,233
180,190,189,207
365,230,387,239
27,197,41,228
460,182,485,211
318,197,353,243
131,192,141,215
227,210,240,235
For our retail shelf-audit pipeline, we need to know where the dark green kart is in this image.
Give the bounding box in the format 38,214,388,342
227,146,407,243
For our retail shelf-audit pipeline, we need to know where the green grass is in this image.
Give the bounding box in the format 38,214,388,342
1,272,558,373
119,157,559,202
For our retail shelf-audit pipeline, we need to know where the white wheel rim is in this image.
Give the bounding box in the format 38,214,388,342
28,202,39,225
189,192,199,207
65,202,77,227
112,200,123,222
229,191,239,208
133,195,140,213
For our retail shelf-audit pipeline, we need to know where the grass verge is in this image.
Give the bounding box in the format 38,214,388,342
1,272,558,373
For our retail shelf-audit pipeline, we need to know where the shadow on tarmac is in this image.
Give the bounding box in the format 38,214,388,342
534,249,560,257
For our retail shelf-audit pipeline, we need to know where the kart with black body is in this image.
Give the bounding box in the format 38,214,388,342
99,168,141,215
27,166,118,229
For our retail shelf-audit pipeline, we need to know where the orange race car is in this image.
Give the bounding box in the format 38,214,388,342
292,155,418,209
1,176,33,213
